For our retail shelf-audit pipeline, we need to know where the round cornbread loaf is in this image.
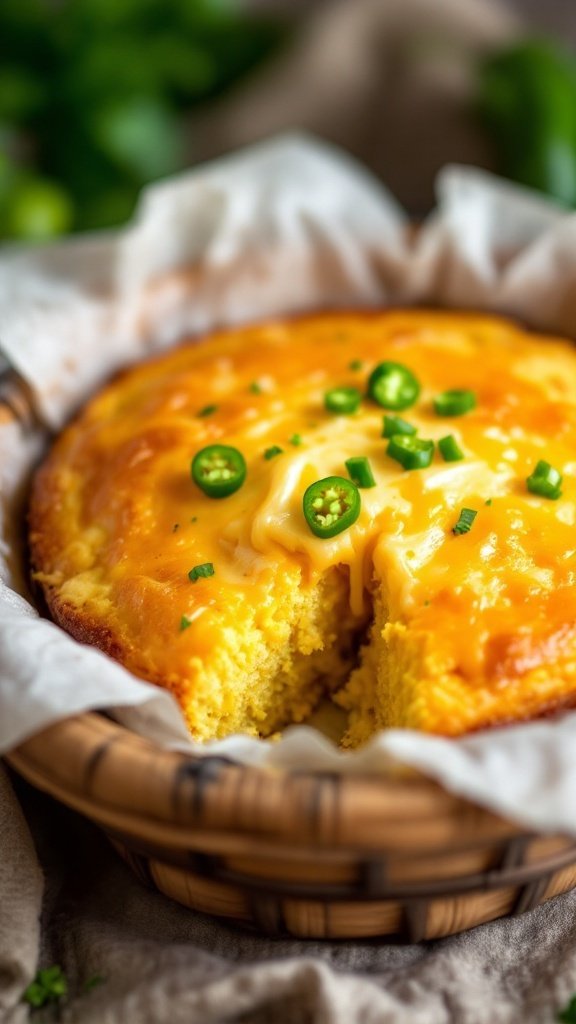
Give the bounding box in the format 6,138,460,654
29,310,576,744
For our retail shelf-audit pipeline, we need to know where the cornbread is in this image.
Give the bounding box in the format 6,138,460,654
29,311,576,744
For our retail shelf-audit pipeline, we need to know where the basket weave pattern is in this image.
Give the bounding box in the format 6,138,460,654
8,713,576,940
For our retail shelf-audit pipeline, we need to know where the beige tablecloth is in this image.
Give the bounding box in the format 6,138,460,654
2,762,576,1024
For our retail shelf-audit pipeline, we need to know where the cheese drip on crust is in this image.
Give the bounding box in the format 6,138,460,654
29,310,576,743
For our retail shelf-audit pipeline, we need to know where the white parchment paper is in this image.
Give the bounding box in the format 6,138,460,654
4,133,576,836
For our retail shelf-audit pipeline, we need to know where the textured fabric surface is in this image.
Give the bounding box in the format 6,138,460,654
2,766,576,1024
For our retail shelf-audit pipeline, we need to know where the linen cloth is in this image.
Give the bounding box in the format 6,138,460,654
3,764,576,1024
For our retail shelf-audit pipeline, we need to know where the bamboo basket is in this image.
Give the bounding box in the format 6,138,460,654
4,368,576,941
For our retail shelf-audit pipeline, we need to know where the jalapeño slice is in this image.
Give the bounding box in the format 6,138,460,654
367,361,420,411
303,476,361,539
191,444,246,498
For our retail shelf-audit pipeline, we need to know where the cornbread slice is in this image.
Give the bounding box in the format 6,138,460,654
29,311,576,743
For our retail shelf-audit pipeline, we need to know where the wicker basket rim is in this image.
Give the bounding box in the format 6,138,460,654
8,711,529,851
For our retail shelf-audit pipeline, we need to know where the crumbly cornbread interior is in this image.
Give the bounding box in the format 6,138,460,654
29,311,576,744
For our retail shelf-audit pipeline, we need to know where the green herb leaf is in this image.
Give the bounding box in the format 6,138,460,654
264,445,283,460
249,381,262,394
188,563,215,582
348,359,363,371
180,615,193,631
289,434,302,446
197,404,218,418
24,966,68,1008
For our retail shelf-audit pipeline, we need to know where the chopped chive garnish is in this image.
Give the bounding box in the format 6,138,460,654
172,523,180,533
190,516,198,523
197,404,218,417
382,414,416,439
368,361,420,411
434,389,476,417
526,460,563,499
249,381,262,394
264,445,283,460
289,433,302,446
438,434,464,462
345,456,376,488
387,434,434,470
485,499,492,506
452,508,478,535
188,563,215,582
324,386,362,415
349,359,363,371
180,615,193,631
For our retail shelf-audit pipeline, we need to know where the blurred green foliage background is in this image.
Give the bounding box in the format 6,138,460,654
478,39,576,208
0,0,283,241
2,0,576,244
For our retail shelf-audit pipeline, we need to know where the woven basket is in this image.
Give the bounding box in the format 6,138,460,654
4,368,576,941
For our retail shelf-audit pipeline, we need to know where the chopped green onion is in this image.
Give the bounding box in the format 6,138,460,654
289,433,302,446
452,508,478,535
197,404,218,417
345,456,376,488
188,563,215,582
387,434,434,470
438,434,464,462
349,359,363,371
180,615,193,631
434,389,476,417
264,445,283,460
526,460,563,499
190,516,198,523
303,476,361,538
191,444,246,498
382,414,416,439
249,381,262,394
324,386,362,415
485,499,492,506
368,361,420,411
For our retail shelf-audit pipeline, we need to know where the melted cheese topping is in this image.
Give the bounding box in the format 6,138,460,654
30,310,576,721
